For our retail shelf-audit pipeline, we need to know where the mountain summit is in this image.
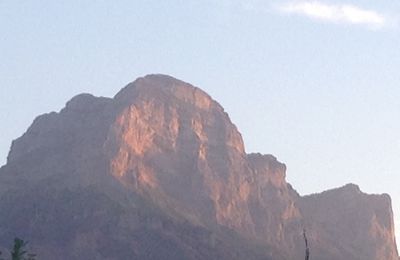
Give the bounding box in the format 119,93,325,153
0,75,398,259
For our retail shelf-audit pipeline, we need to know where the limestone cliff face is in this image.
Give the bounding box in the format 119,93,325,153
300,184,399,260
0,74,398,260
104,76,303,258
246,154,303,256
106,75,253,230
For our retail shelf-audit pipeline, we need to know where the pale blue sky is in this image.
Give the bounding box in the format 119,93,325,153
1,0,400,236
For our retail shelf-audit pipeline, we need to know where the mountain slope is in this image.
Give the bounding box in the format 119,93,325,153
0,74,397,259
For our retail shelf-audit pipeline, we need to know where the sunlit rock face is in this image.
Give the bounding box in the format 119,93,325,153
105,76,304,258
0,74,398,260
107,75,252,228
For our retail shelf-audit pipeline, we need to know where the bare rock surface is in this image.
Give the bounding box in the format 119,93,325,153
0,74,398,259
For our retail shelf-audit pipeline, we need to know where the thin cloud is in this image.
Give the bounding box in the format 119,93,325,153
279,1,388,29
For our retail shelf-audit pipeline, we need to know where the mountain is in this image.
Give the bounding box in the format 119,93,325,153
0,74,398,259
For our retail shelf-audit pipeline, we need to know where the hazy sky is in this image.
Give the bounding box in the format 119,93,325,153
1,0,400,237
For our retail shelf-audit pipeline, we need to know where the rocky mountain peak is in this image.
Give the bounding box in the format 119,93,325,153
114,74,220,113
0,75,398,260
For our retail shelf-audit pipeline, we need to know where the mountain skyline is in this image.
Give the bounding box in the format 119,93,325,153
0,74,397,259
2,0,400,243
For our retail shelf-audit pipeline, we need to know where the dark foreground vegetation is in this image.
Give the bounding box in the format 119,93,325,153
0,238,36,260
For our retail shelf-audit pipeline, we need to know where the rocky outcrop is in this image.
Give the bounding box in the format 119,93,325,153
299,184,398,260
0,74,397,259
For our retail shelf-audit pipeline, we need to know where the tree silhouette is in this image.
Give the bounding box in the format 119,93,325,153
10,238,36,260
303,229,310,260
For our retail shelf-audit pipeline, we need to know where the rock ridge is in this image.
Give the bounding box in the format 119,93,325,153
0,74,397,260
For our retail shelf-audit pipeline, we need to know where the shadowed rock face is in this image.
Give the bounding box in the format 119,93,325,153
0,74,398,260
299,184,398,260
